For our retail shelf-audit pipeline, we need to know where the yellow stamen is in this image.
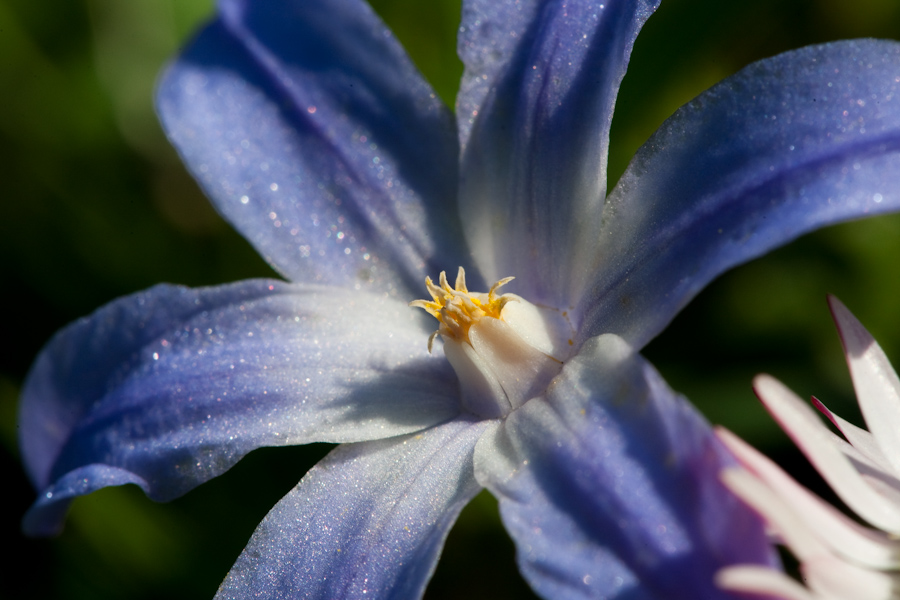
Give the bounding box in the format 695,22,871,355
409,267,515,352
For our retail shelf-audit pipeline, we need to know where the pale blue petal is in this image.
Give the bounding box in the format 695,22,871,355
457,0,659,307
581,39,900,347
475,335,775,600
157,0,469,294
216,417,490,600
23,465,147,537
21,280,459,535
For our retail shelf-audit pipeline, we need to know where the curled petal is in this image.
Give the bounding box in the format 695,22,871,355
458,0,660,309
475,334,774,600
215,417,489,600
582,40,900,347
158,0,469,293
21,280,460,535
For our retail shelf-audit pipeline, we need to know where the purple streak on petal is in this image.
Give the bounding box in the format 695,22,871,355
581,39,900,348
20,280,460,535
158,0,472,295
457,0,660,309
215,417,490,600
475,335,775,600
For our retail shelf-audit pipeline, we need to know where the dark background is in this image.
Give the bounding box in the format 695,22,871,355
3,0,900,598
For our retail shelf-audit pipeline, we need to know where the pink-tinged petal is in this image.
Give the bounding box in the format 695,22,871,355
812,397,897,477
716,566,817,600
829,295,900,477
720,468,828,562
857,471,900,515
834,435,900,512
826,433,900,504
719,428,900,570
803,553,899,600
754,375,900,534
216,417,489,600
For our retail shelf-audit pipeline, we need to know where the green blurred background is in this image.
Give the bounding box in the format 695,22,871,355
3,0,900,598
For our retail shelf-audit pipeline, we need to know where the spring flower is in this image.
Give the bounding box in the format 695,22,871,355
19,0,900,598
717,296,900,600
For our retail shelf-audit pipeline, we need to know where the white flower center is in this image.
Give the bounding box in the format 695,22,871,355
410,267,570,418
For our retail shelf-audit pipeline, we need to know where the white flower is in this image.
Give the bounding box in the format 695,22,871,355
716,295,900,600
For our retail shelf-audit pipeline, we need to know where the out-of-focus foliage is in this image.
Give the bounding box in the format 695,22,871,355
2,0,899,598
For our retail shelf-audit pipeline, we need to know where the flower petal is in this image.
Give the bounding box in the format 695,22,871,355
812,396,897,477
719,467,829,564
21,280,460,535
828,295,900,477
822,429,900,513
23,465,147,539
718,427,900,570
753,374,900,534
474,334,774,600
157,0,468,293
457,0,660,308
215,417,489,600
803,552,900,600
716,566,817,600
581,39,900,347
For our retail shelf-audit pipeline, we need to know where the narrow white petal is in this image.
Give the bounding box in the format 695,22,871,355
716,565,817,600
829,296,900,477
814,397,897,476
860,473,900,513
832,435,900,510
804,553,899,600
719,428,900,570
754,374,900,534
721,468,828,561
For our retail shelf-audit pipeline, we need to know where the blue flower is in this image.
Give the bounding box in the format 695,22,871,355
19,0,900,598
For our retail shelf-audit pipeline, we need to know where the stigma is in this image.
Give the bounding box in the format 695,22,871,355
410,267,569,418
